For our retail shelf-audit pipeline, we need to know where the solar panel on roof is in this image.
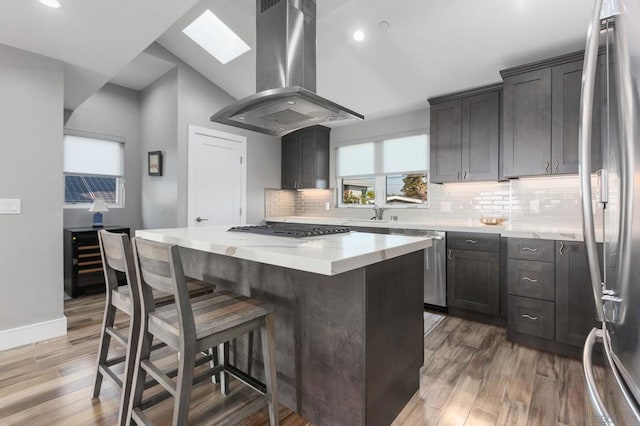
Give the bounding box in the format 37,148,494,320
64,175,117,203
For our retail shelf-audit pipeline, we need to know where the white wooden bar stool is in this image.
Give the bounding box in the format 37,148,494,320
128,237,279,426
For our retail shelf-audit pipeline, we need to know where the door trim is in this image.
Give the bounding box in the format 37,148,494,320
187,125,247,226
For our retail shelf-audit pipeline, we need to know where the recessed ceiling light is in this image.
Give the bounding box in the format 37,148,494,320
353,30,365,42
39,0,62,8
378,21,390,31
183,9,251,64
237,116,246,120
287,100,296,105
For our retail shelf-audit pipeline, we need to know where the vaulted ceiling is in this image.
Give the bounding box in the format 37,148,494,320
1,0,594,119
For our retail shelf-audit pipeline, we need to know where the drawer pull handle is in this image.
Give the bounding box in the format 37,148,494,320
559,241,565,255
465,239,478,244
522,277,538,283
522,314,539,321
522,247,538,252
448,249,452,260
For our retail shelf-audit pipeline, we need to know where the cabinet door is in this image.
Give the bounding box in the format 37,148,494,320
281,133,300,189
299,128,330,189
462,90,500,181
430,100,462,183
447,249,500,315
551,60,603,174
502,68,552,177
555,241,600,346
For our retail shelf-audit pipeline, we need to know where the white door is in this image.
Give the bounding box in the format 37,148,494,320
187,125,247,226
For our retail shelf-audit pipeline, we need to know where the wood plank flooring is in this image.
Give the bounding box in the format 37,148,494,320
0,295,601,425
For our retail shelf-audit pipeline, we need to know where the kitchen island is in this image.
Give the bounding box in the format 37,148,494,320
136,226,431,426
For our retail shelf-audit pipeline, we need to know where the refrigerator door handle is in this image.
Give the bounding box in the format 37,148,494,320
579,0,605,322
583,328,614,425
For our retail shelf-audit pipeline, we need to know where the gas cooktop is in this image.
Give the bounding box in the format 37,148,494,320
228,224,351,238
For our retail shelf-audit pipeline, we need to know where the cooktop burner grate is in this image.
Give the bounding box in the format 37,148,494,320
228,224,351,238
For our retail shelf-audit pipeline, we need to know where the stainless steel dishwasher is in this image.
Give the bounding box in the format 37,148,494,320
390,229,447,308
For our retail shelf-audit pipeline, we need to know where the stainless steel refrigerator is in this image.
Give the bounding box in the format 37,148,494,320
581,0,640,424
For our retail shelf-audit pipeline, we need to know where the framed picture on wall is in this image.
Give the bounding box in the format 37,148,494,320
148,151,163,176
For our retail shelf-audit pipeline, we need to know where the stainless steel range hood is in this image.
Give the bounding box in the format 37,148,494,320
210,0,364,136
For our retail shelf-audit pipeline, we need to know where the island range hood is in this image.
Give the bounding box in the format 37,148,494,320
210,0,364,137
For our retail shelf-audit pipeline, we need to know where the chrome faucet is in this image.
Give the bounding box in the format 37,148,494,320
370,204,385,220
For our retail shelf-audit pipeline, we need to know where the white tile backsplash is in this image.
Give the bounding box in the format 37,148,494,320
264,175,602,232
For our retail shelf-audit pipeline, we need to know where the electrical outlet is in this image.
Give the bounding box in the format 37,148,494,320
325,202,331,211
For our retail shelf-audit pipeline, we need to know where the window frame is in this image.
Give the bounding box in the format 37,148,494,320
63,129,126,209
335,132,430,209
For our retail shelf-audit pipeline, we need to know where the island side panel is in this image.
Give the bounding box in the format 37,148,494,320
179,247,367,426
365,249,424,426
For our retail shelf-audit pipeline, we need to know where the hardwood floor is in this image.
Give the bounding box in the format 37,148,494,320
0,295,601,425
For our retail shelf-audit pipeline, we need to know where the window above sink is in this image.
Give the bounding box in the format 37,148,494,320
336,134,429,208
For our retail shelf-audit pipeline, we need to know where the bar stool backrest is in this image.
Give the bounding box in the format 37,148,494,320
98,230,140,302
131,237,196,342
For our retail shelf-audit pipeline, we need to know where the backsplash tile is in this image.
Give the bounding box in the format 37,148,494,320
264,175,603,233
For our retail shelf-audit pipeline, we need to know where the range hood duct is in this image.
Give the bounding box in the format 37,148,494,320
210,0,364,136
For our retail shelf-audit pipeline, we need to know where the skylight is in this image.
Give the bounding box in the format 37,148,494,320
183,10,251,64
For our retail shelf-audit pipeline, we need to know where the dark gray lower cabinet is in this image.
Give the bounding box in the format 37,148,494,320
508,295,555,340
447,249,500,315
555,241,601,346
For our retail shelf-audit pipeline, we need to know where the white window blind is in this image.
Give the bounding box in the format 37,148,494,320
63,135,124,177
336,142,375,177
382,134,429,174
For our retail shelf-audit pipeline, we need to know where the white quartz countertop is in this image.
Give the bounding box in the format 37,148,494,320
136,225,432,276
265,216,588,242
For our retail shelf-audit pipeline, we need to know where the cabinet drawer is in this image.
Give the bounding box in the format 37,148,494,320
447,232,500,252
508,295,555,340
507,238,555,262
507,260,555,301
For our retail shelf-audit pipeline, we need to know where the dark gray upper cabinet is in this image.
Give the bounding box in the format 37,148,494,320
501,50,604,178
502,67,552,177
429,84,501,183
551,60,603,174
462,90,501,181
429,99,462,183
281,125,330,190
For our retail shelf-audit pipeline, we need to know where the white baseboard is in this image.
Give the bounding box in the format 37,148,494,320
0,316,67,352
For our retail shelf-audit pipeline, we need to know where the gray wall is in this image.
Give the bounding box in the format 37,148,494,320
176,61,281,225
141,44,280,228
141,68,178,229
0,44,65,331
64,83,143,231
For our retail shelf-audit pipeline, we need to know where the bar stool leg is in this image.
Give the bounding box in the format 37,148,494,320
209,347,218,384
218,342,229,396
126,329,153,426
118,312,141,426
93,303,117,398
173,344,196,426
261,314,279,426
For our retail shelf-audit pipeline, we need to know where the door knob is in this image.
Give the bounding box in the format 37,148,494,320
196,217,209,223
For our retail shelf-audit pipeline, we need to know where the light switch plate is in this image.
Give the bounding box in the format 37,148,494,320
0,198,21,214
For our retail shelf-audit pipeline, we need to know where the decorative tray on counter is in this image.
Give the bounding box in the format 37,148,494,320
480,217,507,226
